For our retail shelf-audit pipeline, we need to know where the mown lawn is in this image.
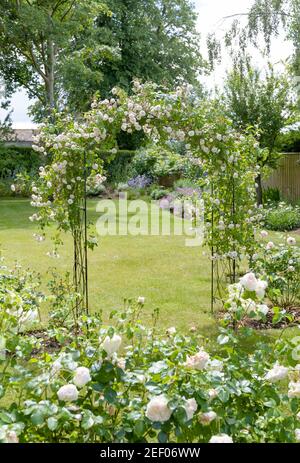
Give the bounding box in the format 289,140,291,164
0,197,298,336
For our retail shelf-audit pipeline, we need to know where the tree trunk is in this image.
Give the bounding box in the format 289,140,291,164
256,173,263,206
45,39,55,109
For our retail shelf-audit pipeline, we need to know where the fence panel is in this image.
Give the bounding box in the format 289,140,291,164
262,153,300,202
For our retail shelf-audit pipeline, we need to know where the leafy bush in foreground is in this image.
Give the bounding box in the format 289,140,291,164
1,263,300,443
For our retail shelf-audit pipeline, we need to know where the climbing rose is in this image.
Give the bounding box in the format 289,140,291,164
288,381,300,398
209,434,233,443
264,364,289,383
199,411,217,426
57,384,79,402
73,367,91,388
146,395,172,422
102,334,122,356
184,398,198,420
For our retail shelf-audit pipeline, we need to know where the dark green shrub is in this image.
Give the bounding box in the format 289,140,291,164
262,187,281,204
276,129,300,153
0,145,41,179
264,202,300,231
101,150,135,184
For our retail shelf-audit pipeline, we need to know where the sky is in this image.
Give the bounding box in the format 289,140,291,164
0,0,294,127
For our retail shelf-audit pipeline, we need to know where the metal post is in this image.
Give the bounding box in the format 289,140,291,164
83,151,89,315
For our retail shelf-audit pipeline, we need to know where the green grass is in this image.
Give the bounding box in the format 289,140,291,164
0,197,299,336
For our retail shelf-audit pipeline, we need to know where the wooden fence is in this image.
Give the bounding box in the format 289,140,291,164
262,153,300,202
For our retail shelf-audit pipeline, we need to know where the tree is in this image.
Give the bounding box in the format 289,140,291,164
0,0,115,119
223,55,295,204
0,80,13,142
95,0,204,96
208,0,300,78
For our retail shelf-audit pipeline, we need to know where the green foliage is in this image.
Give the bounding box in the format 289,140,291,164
276,129,300,153
0,145,41,179
1,262,300,442
150,186,170,200
0,0,113,118
97,0,204,96
224,57,294,162
253,237,300,308
0,0,205,118
262,187,281,204
264,202,300,231
102,150,135,184
208,0,300,79
130,145,186,180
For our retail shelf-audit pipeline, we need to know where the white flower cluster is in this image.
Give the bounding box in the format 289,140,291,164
226,272,269,321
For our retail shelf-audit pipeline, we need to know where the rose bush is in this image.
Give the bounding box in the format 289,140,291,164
1,263,300,443
253,234,300,309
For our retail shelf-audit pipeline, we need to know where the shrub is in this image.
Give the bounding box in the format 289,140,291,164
130,145,185,181
263,202,300,231
262,187,281,204
1,263,300,443
0,145,41,179
102,150,135,185
253,235,300,308
276,129,300,153
150,187,169,200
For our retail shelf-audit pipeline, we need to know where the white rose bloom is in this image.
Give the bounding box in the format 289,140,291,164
266,241,275,250
117,357,126,370
240,272,258,292
185,349,210,370
208,389,218,400
146,395,172,422
295,429,300,442
102,334,122,356
264,364,289,383
209,433,233,443
255,280,268,299
73,367,91,388
184,398,198,420
199,411,217,426
57,384,79,402
288,381,300,398
137,296,145,304
11,184,16,192
257,304,269,317
287,236,296,246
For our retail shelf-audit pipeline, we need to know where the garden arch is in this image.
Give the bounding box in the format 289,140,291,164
31,81,261,317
